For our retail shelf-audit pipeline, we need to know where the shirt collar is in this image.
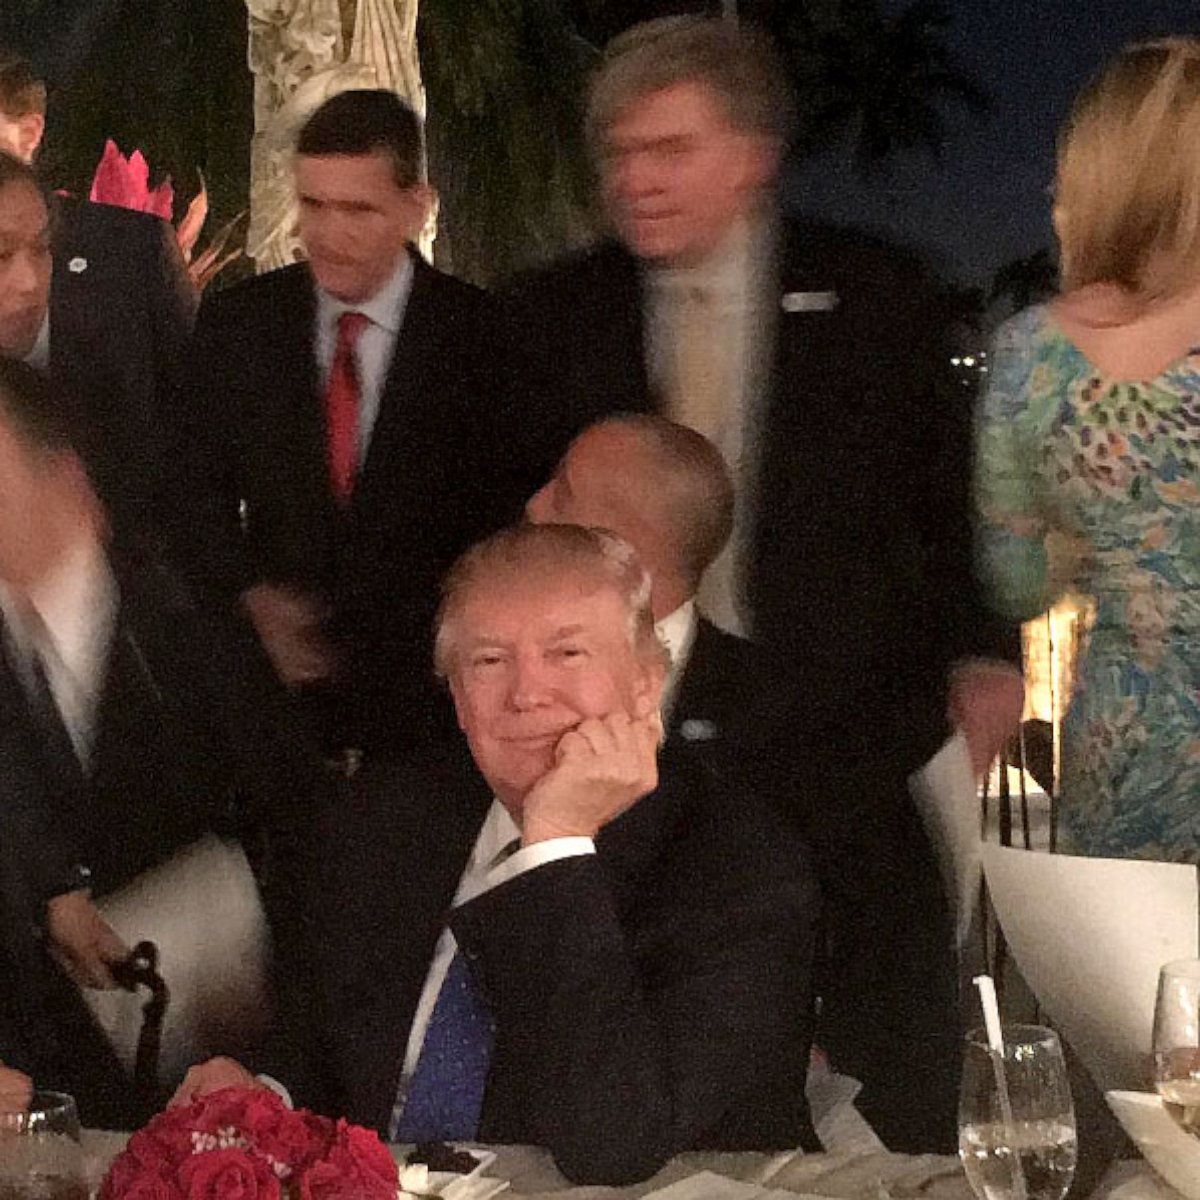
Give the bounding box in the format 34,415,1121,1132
470,800,524,874
0,535,115,666
22,310,50,371
316,251,414,336
655,599,698,670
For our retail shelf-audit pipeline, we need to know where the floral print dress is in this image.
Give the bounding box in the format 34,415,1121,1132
976,304,1200,861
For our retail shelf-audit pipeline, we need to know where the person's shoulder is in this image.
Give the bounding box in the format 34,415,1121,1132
992,302,1052,351
411,253,500,320
196,261,309,324
781,216,944,293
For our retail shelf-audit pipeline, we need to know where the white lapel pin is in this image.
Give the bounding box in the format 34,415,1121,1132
781,290,839,313
68,256,88,274
679,718,719,743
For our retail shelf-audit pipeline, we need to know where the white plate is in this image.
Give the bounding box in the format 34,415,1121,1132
397,1149,508,1200
1107,1090,1200,1200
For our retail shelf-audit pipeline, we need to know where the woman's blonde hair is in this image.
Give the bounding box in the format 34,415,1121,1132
1055,37,1200,300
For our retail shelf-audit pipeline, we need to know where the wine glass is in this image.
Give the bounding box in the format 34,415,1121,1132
1153,958,1200,1133
0,1091,86,1200
959,1024,1077,1200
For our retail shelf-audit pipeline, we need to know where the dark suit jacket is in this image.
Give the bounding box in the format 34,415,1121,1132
0,546,323,1126
274,750,821,1184
49,198,196,546
172,256,547,753
507,223,1019,776
506,232,1005,1150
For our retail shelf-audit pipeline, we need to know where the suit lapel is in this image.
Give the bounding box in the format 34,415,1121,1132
351,252,437,514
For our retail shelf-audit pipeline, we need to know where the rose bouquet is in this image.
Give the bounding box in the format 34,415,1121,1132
99,1087,398,1200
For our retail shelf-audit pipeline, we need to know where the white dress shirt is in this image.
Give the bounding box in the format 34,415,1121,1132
22,311,50,371
646,219,777,637
0,538,117,766
655,599,698,719
387,803,594,1139
314,253,414,465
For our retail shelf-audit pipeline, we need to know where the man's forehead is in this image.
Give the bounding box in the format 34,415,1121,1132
0,181,47,233
458,569,627,630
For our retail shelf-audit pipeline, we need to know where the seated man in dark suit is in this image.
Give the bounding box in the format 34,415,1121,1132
176,523,821,1185
526,413,776,759
0,358,322,1128
0,56,196,545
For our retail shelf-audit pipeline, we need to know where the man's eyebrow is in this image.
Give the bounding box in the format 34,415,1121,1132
549,624,588,640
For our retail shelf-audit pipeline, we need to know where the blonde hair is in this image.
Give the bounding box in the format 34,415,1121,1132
1055,37,1200,299
433,523,663,679
586,16,795,158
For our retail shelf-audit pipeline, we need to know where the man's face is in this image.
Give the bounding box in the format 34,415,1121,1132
0,180,50,357
0,112,44,163
600,81,778,267
448,571,660,811
0,417,62,587
295,150,429,303
526,425,647,543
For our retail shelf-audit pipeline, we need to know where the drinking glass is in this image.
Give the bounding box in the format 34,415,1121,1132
1153,958,1200,1133
0,1092,87,1200
959,1024,1077,1200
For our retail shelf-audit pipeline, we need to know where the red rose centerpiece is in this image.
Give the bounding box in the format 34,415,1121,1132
100,1087,398,1200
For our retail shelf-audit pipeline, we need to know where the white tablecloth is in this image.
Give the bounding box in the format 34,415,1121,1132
80,1133,972,1200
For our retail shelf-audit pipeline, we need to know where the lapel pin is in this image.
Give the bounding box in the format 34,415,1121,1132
781,290,839,313
68,256,89,274
679,718,718,743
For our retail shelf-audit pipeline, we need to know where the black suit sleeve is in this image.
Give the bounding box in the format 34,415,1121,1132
451,803,820,1185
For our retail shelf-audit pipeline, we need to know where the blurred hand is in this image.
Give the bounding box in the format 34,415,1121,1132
170,1057,263,1107
521,703,662,844
949,659,1025,778
45,889,128,990
0,1065,32,1113
242,583,335,688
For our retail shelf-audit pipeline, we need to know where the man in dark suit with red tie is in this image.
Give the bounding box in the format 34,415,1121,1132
172,90,543,761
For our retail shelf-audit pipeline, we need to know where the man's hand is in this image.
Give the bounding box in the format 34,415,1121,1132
0,1066,32,1113
45,890,129,990
241,583,335,688
948,659,1025,778
520,706,663,844
171,1057,263,1107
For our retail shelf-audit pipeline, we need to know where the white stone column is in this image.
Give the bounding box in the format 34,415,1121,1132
245,0,426,273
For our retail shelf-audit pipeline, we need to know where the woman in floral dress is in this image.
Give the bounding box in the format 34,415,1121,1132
976,38,1200,861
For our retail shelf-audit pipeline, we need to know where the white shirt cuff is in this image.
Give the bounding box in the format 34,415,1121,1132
484,837,595,892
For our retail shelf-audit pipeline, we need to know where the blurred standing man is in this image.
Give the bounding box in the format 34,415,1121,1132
172,90,540,762
508,17,1022,1150
0,51,196,545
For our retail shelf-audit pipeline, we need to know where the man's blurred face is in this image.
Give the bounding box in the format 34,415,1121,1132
600,81,778,267
295,150,429,304
0,415,64,587
447,569,658,812
0,179,51,358
0,112,44,163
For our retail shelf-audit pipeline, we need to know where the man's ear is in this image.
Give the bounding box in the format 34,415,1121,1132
402,183,438,242
632,661,666,719
447,675,470,732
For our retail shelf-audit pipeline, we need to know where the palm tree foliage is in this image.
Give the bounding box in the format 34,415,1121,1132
419,0,600,284
766,0,989,171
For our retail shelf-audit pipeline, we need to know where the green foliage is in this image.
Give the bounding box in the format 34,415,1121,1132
772,0,989,172
420,0,599,284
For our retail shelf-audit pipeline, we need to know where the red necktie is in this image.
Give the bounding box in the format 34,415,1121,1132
324,311,370,501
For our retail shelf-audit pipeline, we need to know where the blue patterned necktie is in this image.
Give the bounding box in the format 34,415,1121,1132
395,947,496,1142
395,835,520,1141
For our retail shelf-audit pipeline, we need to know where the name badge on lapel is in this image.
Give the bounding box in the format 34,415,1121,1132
781,290,839,314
